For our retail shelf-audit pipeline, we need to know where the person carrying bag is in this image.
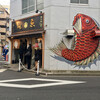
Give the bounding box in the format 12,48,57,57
25,44,32,69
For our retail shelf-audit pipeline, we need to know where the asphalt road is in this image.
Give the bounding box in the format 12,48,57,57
0,67,100,100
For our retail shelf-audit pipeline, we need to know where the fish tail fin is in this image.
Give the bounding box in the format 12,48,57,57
49,40,67,56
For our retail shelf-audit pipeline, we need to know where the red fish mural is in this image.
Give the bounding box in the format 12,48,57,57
50,14,100,65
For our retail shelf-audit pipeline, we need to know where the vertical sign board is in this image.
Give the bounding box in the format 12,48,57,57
12,14,44,34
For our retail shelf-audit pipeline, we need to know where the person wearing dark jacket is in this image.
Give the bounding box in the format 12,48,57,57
39,48,42,68
23,39,27,64
19,40,24,62
34,45,41,70
25,44,32,69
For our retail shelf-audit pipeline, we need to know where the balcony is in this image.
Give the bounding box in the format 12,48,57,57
0,20,6,25
0,34,5,40
0,27,6,33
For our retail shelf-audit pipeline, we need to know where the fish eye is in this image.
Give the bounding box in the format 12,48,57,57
86,19,89,23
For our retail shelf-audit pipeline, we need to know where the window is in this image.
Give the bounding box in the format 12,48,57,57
22,0,35,14
6,27,9,31
0,11,4,14
1,33,6,35
0,25,6,28
0,18,6,20
22,0,44,14
70,0,88,4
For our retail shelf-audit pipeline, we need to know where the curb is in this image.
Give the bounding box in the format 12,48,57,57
40,70,100,76
6,68,100,76
20,70,100,76
2,64,100,76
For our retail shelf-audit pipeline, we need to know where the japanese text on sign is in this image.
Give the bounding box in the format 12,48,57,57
12,14,44,34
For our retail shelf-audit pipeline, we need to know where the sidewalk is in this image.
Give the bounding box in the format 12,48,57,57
4,63,100,76
0,55,4,61
0,55,8,67
1,55,100,76
1,61,45,75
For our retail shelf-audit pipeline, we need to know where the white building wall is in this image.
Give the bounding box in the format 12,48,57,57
10,0,22,19
44,0,100,71
10,0,100,71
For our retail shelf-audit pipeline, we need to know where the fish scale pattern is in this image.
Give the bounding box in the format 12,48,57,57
62,14,99,62
62,32,99,62
50,14,100,65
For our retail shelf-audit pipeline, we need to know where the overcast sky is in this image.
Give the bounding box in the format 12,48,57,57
0,0,10,5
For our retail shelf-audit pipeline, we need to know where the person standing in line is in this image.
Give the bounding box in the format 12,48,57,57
23,39,27,64
25,44,32,69
38,40,42,68
39,48,42,68
19,40,24,62
34,44,41,70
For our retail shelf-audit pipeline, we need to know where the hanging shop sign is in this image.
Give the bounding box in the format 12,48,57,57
13,39,20,49
12,14,44,34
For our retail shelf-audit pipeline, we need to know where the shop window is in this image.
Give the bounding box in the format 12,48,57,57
70,0,88,4
22,0,44,14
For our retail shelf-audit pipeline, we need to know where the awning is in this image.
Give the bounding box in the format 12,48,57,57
8,31,45,39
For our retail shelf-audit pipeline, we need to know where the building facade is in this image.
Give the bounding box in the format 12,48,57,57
0,5,9,55
9,0,100,71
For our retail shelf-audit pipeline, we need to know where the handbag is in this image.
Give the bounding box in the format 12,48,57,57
25,51,31,56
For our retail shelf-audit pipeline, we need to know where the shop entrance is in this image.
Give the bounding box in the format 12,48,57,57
12,35,43,69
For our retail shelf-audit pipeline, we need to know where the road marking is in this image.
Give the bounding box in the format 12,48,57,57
0,69,7,73
0,78,86,89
